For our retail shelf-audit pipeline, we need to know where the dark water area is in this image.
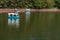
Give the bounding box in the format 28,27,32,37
0,12,60,40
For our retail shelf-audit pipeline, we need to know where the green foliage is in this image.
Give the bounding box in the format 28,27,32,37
0,0,59,9
54,0,60,9
46,0,55,8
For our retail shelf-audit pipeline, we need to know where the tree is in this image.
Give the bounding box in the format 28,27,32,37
46,0,55,8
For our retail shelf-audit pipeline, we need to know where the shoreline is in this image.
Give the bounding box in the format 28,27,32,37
0,9,60,13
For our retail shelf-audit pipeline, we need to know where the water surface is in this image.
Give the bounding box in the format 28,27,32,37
0,12,60,40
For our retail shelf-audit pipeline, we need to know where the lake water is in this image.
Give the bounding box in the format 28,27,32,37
0,12,60,40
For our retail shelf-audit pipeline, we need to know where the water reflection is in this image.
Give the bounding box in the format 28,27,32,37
8,12,19,29
26,9,30,23
0,12,60,40
8,19,19,28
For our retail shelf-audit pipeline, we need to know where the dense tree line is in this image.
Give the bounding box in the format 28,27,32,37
0,0,60,9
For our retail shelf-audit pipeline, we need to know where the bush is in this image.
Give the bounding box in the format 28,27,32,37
0,0,59,9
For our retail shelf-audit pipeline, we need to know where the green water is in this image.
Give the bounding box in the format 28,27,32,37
0,12,60,40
